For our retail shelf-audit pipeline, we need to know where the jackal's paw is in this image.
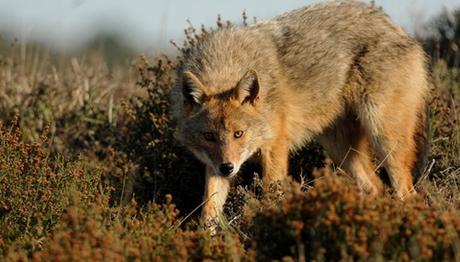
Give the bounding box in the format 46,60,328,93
397,187,417,200
202,217,219,236
359,182,382,196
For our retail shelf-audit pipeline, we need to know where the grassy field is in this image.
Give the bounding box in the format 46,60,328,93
1,15,460,261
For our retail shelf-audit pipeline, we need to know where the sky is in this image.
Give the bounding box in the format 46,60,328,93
0,0,459,54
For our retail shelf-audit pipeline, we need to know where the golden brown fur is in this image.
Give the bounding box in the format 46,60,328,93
171,1,430,228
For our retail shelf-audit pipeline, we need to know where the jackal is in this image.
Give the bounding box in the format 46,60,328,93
172,1,430,227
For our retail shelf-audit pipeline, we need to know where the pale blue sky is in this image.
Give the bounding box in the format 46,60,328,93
0,0,459,53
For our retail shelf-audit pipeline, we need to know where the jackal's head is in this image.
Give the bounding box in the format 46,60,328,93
176,70,272,177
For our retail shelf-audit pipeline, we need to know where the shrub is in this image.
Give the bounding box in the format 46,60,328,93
0,118,100,257
250,174,460,261
26,195,245,261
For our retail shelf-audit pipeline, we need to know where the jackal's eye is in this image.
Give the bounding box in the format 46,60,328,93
234,130,244,138
203,132,216,142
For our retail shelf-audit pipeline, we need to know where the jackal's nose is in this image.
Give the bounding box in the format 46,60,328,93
219,163,234,176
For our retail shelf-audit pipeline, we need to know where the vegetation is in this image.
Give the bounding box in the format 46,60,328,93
0,7,459,261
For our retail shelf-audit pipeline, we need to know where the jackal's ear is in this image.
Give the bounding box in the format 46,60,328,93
236,70,260,105
182,71,207,106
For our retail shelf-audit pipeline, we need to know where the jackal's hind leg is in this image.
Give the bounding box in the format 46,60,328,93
361,109,418,199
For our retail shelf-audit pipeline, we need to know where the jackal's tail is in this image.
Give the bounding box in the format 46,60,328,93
412,100,431,182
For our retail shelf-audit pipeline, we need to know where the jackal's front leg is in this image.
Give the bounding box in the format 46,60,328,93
261,137,289,188
201,165,230,231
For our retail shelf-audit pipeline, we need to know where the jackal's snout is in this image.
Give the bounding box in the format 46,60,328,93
218,162,234,176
